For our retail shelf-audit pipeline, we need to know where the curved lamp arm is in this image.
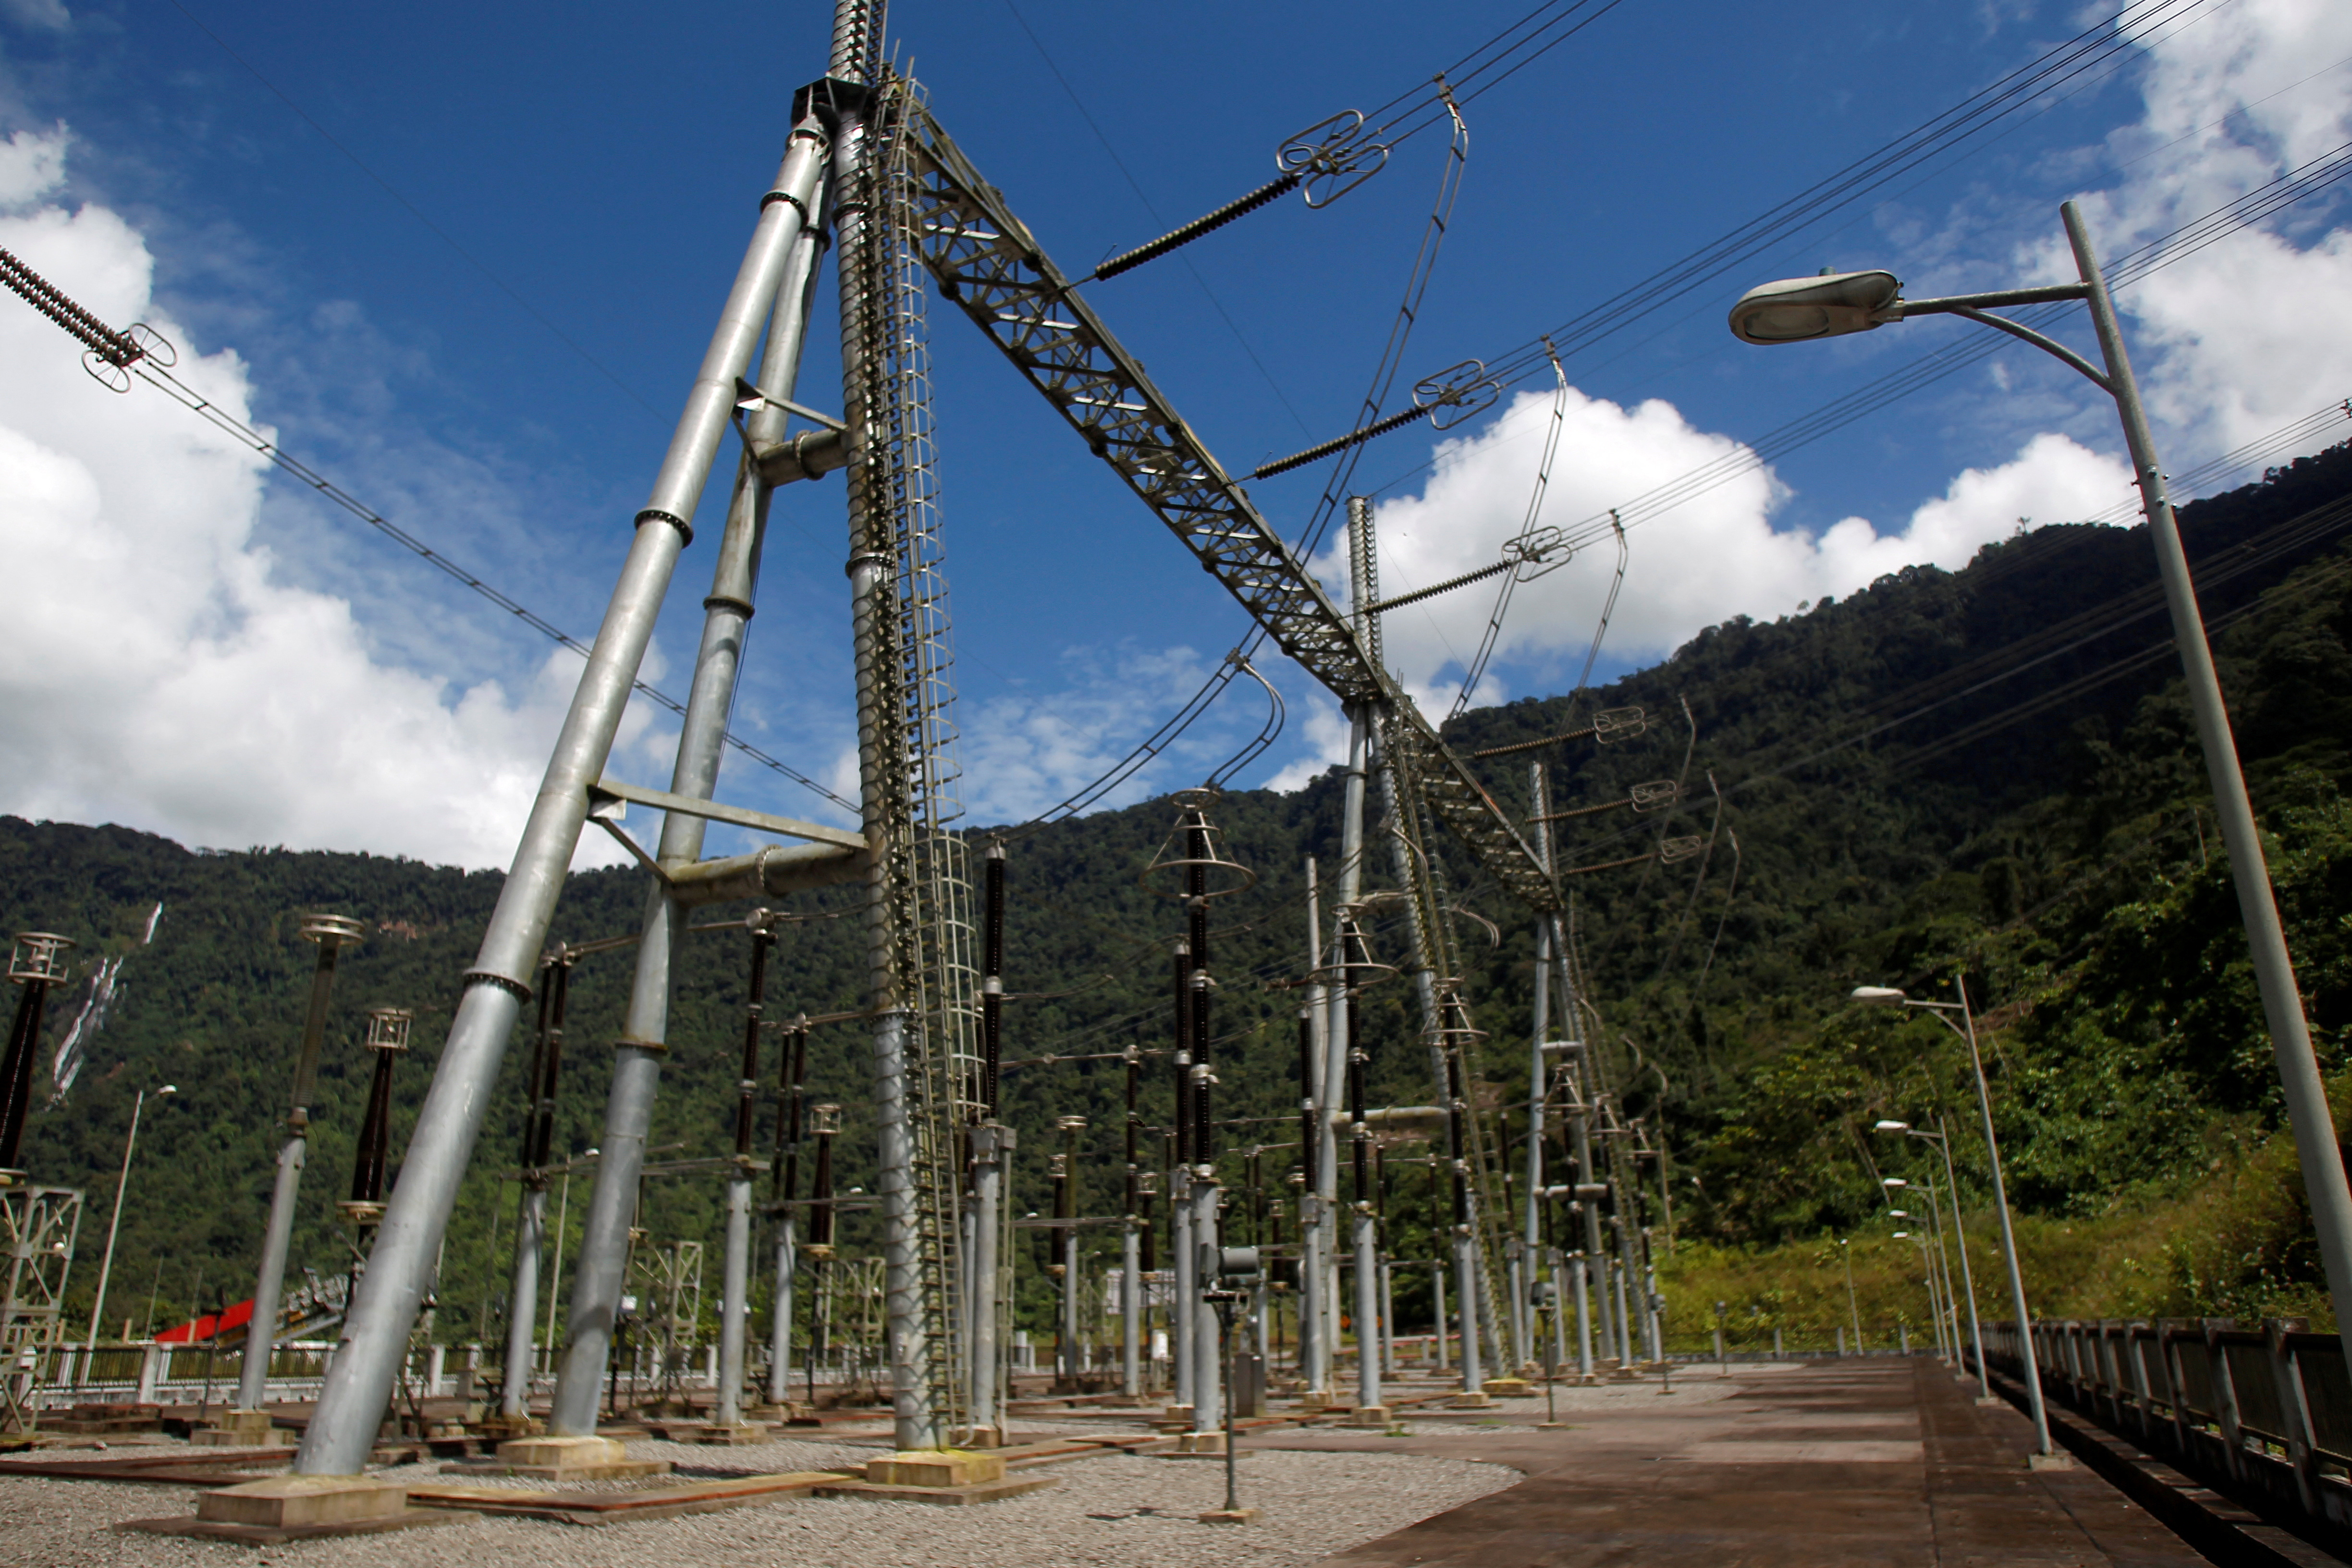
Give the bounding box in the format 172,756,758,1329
1900,295,2113,393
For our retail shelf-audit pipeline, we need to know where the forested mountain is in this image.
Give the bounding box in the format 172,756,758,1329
10,437,2352,1344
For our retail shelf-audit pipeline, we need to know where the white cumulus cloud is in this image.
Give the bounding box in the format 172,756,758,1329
1314,390,2130,711
0,127,651,869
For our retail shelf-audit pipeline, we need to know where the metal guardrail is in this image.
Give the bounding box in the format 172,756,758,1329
1983,1317,2352,1550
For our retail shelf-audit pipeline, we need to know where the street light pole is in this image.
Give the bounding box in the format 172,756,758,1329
87,1085,175,1351
1734,204,2352,1380
1857,982,2052,1456
1909,1175,1963,1362
1880,1118,1989,1399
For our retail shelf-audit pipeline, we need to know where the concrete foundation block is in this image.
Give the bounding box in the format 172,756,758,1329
1177,1431,1227,1454
1200,1507,1261,1524
1342,1406,1393,1427
745,1402,807,1423
812,1475,1054,1507
2027,1451,2077,1471
1481,1377,1532,1397
496,1434,627,1473
196,1476,408,1529
864,1448,1006,1488
1447,1391,1494,1409
191,1425,293,1447
691,1422,772,1445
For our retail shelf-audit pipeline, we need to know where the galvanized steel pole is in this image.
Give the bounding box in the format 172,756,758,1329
293,96,827,1475
1950,983,2052,1454
1298,860,1327,1397
502,961,564,1422
970,1123,1009,1436
2065,199,2352,1378
1929,1123,1990,1398
240,914,361,1418
1323,712,1370,1396
548,120,830,1436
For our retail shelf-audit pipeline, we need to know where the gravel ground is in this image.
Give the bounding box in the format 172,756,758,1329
0,1441,1516,1566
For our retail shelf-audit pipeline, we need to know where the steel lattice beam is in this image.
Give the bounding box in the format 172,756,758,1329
897,105,1559,915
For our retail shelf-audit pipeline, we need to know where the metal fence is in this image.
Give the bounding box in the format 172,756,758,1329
1982,1318,2352,1546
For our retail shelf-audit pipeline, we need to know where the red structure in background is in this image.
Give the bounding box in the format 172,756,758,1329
155,1299,251,1345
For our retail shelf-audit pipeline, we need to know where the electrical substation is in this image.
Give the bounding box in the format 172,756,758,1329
0,0,2345,1562
0,0,1698,1537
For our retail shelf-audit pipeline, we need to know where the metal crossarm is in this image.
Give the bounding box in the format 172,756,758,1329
895,102,1559,915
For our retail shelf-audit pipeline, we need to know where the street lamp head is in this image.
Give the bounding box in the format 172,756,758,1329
157,1084,177,1095
1891,1230,1909,1238
1888,1209,1910,1218
1728,270,1901,344
1882,1177,1907,1188
1873,1119,1908,1131
1851,986,1908,1006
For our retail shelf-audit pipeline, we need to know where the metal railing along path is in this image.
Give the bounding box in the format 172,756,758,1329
1982,1317,2352,1551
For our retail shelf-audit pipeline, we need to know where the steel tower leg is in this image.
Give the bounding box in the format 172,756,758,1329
547,121,831,1437
292,109,829,1477
831,23,947,1449
1317,710,1369,1398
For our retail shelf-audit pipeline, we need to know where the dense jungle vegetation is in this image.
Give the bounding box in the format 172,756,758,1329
9,438,2352,1354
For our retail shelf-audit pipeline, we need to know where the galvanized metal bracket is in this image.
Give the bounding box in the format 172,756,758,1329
589,779,866,851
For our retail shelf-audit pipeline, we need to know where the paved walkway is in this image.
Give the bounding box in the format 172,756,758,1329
1266,1359,2207,1567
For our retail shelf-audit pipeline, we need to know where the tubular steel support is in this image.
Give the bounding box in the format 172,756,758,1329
715,927,773,1428
767,1020,810,1408
969,1123,1010,1435
295,92,830,1475
2065,199,2352,1381
1317,716,1370,1396
1298,860,1327,1397
1191,1177,1223,1433
1123,1044,1143,1400
1523,764,1554,1365
549,117,832,1438
240,916,360,1417
503,959,569,1420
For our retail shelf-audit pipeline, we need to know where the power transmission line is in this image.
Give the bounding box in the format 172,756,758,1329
133,360,858,811
0,241,857,813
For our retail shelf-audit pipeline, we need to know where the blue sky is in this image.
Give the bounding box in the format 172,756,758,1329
0,0,2344,866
